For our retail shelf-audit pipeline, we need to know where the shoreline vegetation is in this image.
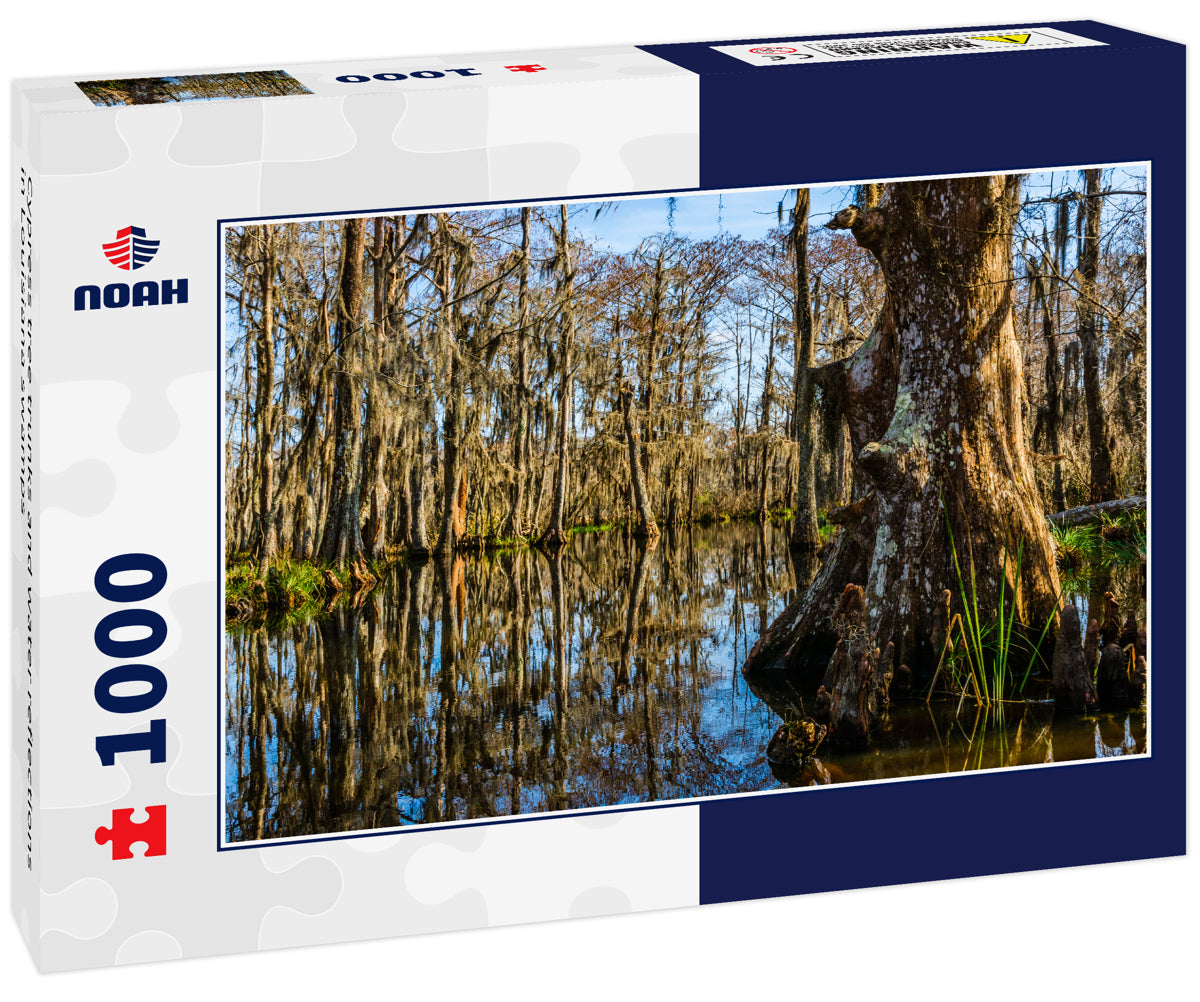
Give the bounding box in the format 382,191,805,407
226,499,1145,622
226,503,835,619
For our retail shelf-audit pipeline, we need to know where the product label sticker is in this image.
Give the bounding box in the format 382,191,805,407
713,27,1105,67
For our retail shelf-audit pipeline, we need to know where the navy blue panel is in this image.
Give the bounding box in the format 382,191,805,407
642,25,1187,906
640,20,1179,77
642,25,1183,191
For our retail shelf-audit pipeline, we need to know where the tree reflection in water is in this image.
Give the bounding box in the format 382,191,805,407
224,521,1145,842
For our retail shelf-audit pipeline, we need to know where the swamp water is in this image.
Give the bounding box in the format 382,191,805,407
224,521,1146,842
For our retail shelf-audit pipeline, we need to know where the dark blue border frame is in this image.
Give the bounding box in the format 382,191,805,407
215,22,1185,891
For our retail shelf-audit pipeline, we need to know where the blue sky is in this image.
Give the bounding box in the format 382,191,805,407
563,165,1147,253
578,186,854,252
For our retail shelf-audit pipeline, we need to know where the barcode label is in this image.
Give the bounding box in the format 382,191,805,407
713,27,1105,67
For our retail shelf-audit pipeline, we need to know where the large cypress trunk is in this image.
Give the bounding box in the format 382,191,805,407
745,176,1060,676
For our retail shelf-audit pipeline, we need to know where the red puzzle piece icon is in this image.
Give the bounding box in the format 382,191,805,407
504,64,547,73
95,805,167,860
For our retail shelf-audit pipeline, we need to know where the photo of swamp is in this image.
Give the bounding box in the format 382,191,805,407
77,69,310,107
223,166,1148,842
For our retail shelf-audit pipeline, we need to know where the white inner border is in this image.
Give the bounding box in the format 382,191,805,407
218,159,1152,850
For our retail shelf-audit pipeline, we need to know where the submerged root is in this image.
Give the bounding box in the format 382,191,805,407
1052,606,1099,713
767,715,828,767
1053,591,1147,713
816,583,895,745
1095,595,1147,709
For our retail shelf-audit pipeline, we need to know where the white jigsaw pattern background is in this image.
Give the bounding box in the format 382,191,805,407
16,46,702,971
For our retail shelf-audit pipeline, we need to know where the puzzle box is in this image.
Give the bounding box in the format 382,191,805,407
11,20,1185,971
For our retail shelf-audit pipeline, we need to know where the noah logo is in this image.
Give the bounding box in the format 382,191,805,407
74,225,187,311
102,225,160,270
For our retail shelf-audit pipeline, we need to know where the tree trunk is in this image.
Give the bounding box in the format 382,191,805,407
540,206,574,547
541,373,571,546
619,384,660,539
745,177,1060,678
789,188,821,549
435,216,465,555
436,350,464,554
757,319,776,522
317,217,366,566
504,207,532,539
1078,168,1119,503
362,218,389,561
253,228,276,575
1037,268,1068,512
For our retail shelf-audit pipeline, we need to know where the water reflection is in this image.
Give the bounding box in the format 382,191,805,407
224,521,1146,842
758,697,1146,788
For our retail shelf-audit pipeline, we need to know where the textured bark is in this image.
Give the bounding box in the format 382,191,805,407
407,422,432,559
1033,263,1067,512
540,206,575,548
362,218,389,560
503,207,533,539
812,585,894,745
619,384,660,539
757,320,776,522
435,350,463,554
541,376,571,547
317,216,366,565
253,228,277,575
435,216,465,556
1078,169,1119,503
639,248,666,485
789,188,821,549
744,177,1060,676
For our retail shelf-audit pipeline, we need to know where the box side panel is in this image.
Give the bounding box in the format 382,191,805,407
693,41,1185,904
13,43,694,115
11,84,41,969
29,71,701,969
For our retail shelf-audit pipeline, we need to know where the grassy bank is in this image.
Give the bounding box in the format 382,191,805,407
1049,507,1147,570
225,554,391,620
225,509,828,618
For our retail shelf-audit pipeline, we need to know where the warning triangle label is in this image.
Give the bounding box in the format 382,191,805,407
713,28,1106,68
971,33,1032,44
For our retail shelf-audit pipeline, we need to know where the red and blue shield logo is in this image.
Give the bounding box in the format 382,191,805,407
102,225,160,271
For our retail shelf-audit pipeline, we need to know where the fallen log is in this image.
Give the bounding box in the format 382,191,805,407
1047,495,1145,527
